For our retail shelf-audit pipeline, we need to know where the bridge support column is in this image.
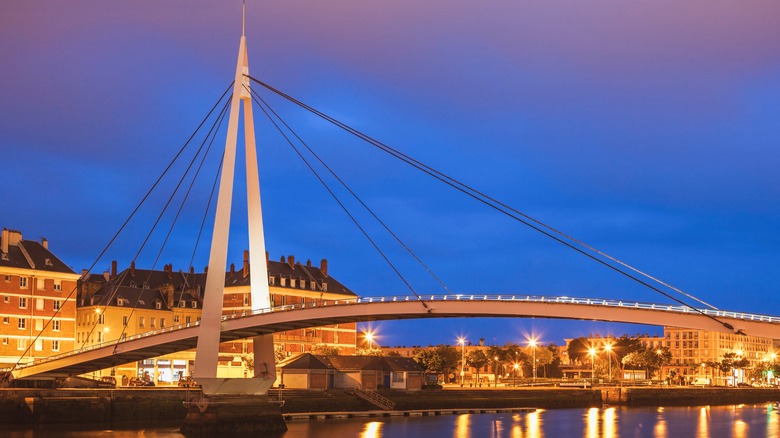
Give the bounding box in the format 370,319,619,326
181,395,286,436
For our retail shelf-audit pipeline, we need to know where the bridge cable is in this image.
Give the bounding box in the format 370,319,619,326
79,92,231,352
247,86,454,296
109,95,232,351
9,82,234,372
245,85,431,311
247,76,740,333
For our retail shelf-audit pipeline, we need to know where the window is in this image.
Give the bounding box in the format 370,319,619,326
3,275,9,282
19,297,27,309
139,316,145,328
97,314,105,324
243,294,249,306
185,316,191,325
179,301,185,308
280,278,286,287
18,318,26,330
173,315,180,324
36,278,45,290
291,279,296,288
122,316,129,327
2,317,8,324
53,300,61,310
3,296,8,303
34,339,43,351
2,337,7,345
117,297,125,307
52,340,60,352
191,301,197,309
322,282,328,292
52,320,60,331
35,319,43,331
155,301,162,310
20,277,28,288
151,317,156,328
36,298,44,310
53,280,61,291
160,318,166,328
17,339,27,350
268,276,275,286
97,332,103,343
311,282,316,290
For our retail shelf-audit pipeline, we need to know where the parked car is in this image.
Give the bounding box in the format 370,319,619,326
100,376,117,387
128,377,155,387
736,382,751,388
691,377,711,387
178,376,199,388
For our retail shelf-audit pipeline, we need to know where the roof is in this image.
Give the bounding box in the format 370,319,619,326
0,239,75,275
279,353,424,372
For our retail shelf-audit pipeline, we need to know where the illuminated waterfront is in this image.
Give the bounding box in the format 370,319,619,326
6,404,780,437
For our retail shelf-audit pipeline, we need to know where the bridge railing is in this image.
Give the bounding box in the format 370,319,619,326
7,294,780,372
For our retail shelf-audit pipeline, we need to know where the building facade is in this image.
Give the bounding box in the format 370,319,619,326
76,253,358,384
0,229,80,369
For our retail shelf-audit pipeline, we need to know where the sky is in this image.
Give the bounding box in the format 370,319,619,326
2,1,780,348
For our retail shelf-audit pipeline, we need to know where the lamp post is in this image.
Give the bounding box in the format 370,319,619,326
458,337,466,387
588,347,597,384
513,363,519,387
604,343,613,382
364,331,374,350
528,337,538,382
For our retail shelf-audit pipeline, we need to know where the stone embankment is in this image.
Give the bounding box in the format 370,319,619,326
2,386,780,427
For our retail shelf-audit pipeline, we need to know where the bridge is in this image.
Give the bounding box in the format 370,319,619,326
10,294,780,380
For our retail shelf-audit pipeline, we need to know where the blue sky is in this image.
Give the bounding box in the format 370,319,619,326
2,1,779,347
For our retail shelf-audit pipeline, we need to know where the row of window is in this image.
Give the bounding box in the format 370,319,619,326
3,275,63,291
268,276,328,292
2,316,61,331
3,296,63,311
1,337,60,352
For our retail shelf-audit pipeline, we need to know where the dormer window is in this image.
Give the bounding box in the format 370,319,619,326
45,258,53,267
290,279,296,288
191,301,197,309
179,300,185,308
142,283,149,289
322,282,328,292
310,282,316,291
268,276,275,286
129,282,137,288
280,278,286,287
155,301,162,310
117,297,125,307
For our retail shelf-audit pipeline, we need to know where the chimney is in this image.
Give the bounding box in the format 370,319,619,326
81,269,89,278
1,228,8,254
287,255,295,269
111,260,117,277
280,255,286,264
204,266,208,273
306,259,312,267
320,259,328,277
189,266,195,274
130,260,136,277
41,237,48,250
243,250,249,277
167,264,173,279
230,263,235,274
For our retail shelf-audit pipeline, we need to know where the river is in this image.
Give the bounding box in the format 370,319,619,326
5,404,779,437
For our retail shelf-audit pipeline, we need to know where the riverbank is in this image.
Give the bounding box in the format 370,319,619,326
2,386,780,426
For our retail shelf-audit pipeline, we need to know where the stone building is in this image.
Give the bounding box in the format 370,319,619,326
0,229,81,369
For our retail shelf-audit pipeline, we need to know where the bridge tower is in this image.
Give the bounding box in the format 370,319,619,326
192,4,276,395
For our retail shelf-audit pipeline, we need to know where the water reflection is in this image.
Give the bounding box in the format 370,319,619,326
654,407,667,438
455,413,471,438
602,407,616,438
360,421,383,438
768,403,779,437
585,407,599,438
526,409,541,438
697,406,709,438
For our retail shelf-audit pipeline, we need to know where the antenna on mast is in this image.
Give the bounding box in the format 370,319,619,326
242,0,246,36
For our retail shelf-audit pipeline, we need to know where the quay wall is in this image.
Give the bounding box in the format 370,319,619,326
3,387,780,426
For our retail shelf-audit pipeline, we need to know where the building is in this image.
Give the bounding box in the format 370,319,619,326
662,326,774,385
76,253,358,384
277,353,424,391
0,229,81,368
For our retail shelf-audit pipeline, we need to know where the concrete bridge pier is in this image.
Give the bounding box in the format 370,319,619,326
180,395,286,436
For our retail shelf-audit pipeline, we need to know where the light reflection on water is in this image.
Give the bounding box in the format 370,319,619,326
7,404,780,437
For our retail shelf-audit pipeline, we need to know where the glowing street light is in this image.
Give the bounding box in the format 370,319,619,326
588,347,597,383
458,337,466,386
364,331,375,349
528,338,538,382
604,343,613,381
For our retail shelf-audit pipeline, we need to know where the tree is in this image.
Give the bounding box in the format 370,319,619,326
413,345,460,381
310,343,340,356
613,335,644,365
486,345,506,386
567,337,591,364
544,343,563,378
466,350,489,385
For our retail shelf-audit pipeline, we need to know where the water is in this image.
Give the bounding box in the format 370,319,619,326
5,404,779,437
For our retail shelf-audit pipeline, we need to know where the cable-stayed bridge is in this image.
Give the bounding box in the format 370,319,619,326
10,294,780,381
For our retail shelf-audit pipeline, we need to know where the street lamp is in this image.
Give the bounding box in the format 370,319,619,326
528,337,538,382
513,363,519,387
588,347,597,384
364,331,374,349
604,343,613,382
457,337,466,387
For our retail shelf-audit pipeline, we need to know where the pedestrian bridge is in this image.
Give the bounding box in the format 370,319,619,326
9,294,780,380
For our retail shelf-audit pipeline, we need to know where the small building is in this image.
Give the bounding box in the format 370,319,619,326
277,353,424,391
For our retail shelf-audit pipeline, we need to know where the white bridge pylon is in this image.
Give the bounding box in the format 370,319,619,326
193,8,275,395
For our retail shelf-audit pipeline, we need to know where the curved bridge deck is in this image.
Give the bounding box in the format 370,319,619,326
8,295,780,380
